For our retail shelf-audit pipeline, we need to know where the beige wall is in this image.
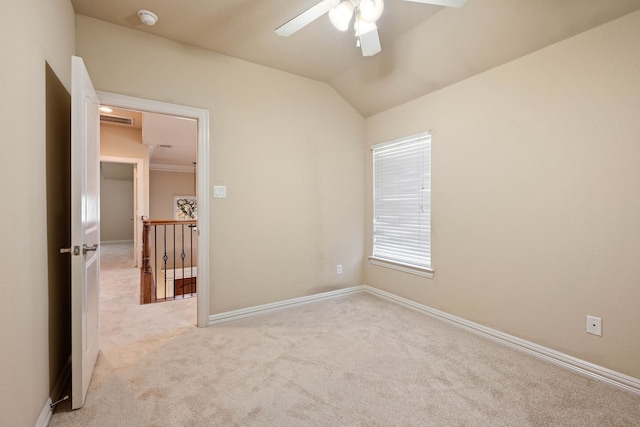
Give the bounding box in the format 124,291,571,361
100,124,150,219
365,11,640,379
76,15,366,314
0,1,75,425
150,170,196,219
149,170,199,292
100,164,134,241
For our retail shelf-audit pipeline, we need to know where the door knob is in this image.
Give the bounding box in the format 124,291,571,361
83,244,99,254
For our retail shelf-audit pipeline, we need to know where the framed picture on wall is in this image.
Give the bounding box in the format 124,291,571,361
174,195,197,220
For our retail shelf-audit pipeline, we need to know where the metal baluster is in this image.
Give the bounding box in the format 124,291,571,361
180,224,186,298
163,225,168,301
154,224,158,300
173,224,176,299
190,223,194,297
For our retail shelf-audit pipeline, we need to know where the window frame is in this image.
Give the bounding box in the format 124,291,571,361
369,131,433,278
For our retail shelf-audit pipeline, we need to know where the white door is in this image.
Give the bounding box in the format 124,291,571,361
70,55,101,409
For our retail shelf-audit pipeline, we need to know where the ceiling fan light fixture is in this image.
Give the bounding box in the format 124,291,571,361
354,18,377,36
275,0,466,57
359,0,384,23
329,1,355,31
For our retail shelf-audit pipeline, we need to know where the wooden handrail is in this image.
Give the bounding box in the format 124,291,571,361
143,219,197,226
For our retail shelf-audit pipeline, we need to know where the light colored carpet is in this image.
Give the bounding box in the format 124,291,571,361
50,243,640,426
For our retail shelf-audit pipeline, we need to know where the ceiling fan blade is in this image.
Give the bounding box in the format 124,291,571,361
402,0,467,7
275,0,339,37
359,27,381,57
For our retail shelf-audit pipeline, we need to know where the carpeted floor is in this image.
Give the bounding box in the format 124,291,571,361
50,243,640,426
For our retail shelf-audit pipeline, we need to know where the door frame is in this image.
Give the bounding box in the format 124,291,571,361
97,91,210,328
99,156,145,268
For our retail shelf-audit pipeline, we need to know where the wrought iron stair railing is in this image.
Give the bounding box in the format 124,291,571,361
141,219,197,304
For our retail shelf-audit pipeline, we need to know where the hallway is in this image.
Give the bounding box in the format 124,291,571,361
100,242,197,350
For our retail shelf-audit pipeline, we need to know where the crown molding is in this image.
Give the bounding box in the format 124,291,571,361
150,163,196,172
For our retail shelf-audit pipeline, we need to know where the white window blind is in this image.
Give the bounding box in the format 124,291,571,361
372,132,431,271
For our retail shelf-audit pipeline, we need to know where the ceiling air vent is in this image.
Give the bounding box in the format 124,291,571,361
100,114,135,126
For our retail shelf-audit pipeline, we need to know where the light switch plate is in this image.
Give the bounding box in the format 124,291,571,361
213,185,227,198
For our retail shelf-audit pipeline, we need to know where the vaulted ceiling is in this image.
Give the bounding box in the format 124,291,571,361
71,0,640,117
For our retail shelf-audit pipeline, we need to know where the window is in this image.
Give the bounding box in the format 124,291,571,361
370,131,432,277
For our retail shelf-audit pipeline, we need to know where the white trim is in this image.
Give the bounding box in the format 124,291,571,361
208,286,367,326
206,283,640,395
97,91,210,328
371,130,431,150
39,357,71,426
100,239,134,245
35,398,52,427
195,103,210,328
368,256,434,278
361,285,640,395
162,267,197,280
150,163,196,173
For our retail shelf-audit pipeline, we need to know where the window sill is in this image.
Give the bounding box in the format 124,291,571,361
368,257,434,279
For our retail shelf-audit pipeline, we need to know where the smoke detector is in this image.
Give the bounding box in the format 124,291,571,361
137,10,158,26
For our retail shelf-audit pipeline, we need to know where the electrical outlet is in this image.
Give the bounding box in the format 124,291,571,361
586,315,602,336
337,264,343,275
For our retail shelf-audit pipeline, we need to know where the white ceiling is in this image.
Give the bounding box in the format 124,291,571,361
101,107,197,169
74,0,640,116
144,112,198,170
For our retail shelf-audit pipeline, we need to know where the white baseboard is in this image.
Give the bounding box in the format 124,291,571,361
206,284,640,395
35,398,52,427
100,239,134,245
208,285,366,326
37,356,71,427
361,285,640,395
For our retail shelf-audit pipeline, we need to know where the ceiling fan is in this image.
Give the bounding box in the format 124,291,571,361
275,0,467,57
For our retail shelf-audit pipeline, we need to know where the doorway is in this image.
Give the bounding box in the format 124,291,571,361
99,161,137,266
98,91,210,328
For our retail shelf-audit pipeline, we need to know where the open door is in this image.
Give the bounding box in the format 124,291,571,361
68,55,101,409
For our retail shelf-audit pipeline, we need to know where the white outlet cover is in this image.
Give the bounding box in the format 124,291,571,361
586,315,602,336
